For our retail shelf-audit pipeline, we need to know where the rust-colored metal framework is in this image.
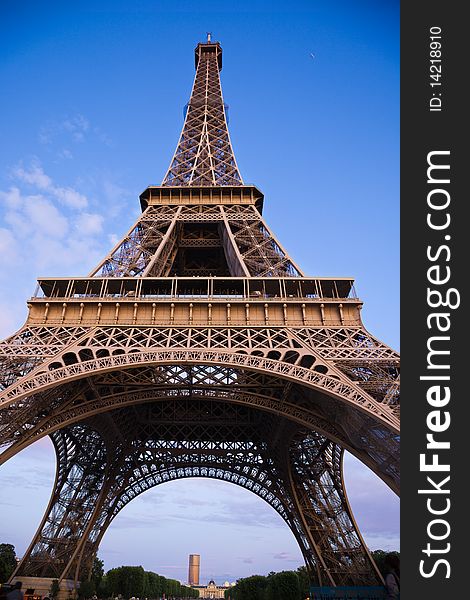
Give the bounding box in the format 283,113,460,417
188,554,200,587
0,37,399,589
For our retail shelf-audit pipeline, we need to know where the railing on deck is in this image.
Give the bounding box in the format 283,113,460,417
33,277,358,302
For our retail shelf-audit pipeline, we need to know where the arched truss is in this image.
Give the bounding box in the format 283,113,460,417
0,325,399,429
0,363,399,493
11,400,383,588
1,326,399,587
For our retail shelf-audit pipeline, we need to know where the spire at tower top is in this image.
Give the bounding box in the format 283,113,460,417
162,39,242,187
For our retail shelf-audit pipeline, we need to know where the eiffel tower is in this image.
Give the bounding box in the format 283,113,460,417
1,36,399,592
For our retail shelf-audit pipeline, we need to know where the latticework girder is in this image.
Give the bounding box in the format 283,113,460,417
287,435,382,586
0,361,399,495
162,41,242,186
89,203,303,278
11,405,381,586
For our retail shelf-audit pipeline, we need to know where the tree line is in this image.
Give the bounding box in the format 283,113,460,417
224,551,401,600
223,567,310,600
1,546,198,599
92,565,198,599
3,542,399,600
0,545,16,583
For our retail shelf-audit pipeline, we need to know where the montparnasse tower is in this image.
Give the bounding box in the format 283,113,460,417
188,554,200,586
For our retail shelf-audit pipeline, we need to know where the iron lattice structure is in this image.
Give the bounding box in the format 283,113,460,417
0,38,399,589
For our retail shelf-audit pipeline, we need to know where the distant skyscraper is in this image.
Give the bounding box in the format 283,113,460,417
188,554,200,586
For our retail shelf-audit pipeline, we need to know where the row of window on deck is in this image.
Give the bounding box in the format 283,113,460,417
35,277,358,301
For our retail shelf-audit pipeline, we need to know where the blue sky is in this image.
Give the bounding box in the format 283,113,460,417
0,0,399,584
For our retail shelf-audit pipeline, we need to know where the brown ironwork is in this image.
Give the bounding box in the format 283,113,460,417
0,37,399,589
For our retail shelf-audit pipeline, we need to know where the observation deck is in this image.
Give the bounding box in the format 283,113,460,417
28,276,362,328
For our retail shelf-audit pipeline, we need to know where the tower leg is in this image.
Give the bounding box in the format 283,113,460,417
285,433,383,586
13,424,110,584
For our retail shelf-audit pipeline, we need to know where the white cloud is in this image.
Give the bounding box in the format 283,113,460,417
3,193,42,238
0,162,112,338
38,128,52,145
39,114,94,146
25,197,69,238
11,162,89,210
0,186,22,209
94,127,113,147
63,114,90,141
101,179,131,217
0,227,19,263
273,552,292,560
12,164,52,190
75,212,104,236
53,186,88,209
58,149,73,160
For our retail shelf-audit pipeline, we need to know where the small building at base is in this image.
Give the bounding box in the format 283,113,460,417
191,580,233,599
